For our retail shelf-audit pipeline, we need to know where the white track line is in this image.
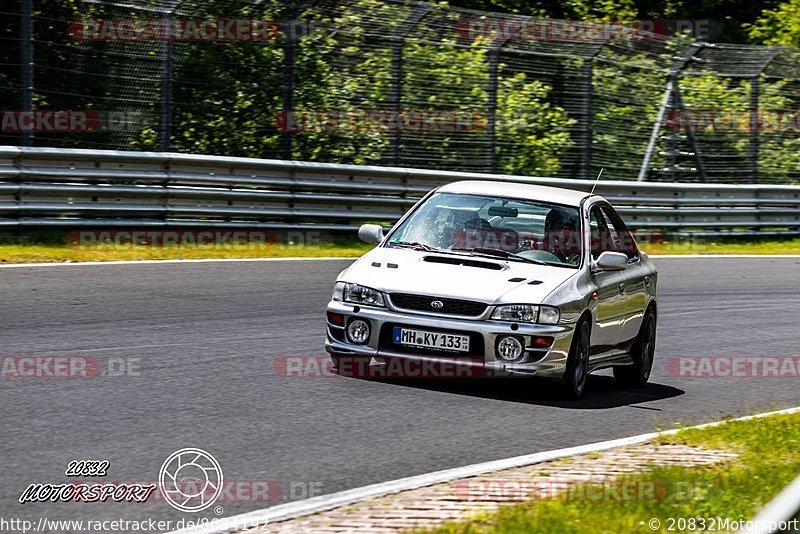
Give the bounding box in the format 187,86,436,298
164,406,800,534
0,254,796,268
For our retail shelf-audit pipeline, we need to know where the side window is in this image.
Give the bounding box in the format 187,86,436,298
589,206,613,260
601,205,639,261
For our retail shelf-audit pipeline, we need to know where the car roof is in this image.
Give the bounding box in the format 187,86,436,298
435,180,594,207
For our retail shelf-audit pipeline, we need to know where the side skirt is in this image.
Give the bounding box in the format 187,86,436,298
588,352,635,373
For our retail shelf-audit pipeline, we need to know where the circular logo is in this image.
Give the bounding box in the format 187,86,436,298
159,448,223,512
431,300,444,309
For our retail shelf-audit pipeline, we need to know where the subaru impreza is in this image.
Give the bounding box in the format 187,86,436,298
325,180,658,398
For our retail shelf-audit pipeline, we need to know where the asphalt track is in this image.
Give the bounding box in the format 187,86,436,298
1,257,799,532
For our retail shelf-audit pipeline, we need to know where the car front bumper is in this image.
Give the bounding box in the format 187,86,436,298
324,300,575,379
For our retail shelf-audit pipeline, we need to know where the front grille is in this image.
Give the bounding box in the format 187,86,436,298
389,293,487,316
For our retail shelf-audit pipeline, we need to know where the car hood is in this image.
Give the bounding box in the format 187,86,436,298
339,247,577,305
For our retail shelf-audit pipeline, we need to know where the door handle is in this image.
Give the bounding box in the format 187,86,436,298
619,283,626,294
644,276,651,287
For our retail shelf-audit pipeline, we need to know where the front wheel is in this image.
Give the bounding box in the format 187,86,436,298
614,308,656,387
558,320,590,399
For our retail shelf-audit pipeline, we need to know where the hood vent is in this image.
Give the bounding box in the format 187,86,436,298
423,255,503,271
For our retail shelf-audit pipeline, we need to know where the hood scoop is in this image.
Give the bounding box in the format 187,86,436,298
423,255,503,270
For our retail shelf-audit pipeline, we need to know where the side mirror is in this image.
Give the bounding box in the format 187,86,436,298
358,224,384,245
593,251,628,272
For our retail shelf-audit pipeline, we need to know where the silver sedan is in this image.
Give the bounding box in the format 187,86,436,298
325,180,658,398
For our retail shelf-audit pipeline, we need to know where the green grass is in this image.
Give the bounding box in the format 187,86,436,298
418,412,800,534
641,237,800,256
0,230,797,263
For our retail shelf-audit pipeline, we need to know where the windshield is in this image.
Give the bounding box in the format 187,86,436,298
386,192,582,268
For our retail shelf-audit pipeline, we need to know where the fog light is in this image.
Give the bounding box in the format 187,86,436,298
346,319,370,344
496,336,524,362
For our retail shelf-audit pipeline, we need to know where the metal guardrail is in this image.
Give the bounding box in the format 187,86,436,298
1,146,799,235
743,474,800,534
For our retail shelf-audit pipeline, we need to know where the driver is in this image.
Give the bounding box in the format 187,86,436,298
444,209,493,249
543,208,579,262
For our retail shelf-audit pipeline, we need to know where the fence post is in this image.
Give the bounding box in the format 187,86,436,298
748,76,759,184
485,48,499,173
748,47,783,184
637,43,704,182
159,11,174,151
281,2,316,161
579,40,607,180
389,5,433,166
281,16,299,160
20,0,34,147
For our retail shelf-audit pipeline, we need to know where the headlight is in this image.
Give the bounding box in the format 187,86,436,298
333,282,385,307
492,304,537,322
491,304,560,324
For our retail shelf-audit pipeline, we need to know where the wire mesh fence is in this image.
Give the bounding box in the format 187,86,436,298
3,0,800,183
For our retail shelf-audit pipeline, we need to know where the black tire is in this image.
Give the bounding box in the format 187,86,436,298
330,354,371,377
558,320,590,399
614,307,657,387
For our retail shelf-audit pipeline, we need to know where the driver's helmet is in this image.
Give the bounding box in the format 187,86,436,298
443,209,493,249
449,209,491,230
543,208,579,254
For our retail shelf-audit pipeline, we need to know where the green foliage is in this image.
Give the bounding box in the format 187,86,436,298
749,0,800,46
7,0,800,183
496,74,575,174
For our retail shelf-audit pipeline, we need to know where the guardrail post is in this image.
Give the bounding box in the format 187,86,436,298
19,0,34,147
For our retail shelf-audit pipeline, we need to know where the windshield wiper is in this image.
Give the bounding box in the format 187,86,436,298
451,247,549,266
388,241,440,252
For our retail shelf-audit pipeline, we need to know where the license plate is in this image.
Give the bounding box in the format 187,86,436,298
393,327,470,352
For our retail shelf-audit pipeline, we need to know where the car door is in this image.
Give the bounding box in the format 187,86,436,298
587,205,628,358
601,204,650,344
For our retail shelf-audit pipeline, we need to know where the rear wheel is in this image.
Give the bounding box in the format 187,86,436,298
614,308,656,387
558,320,590,399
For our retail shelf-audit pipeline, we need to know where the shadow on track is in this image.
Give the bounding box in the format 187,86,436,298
336,371,684,410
